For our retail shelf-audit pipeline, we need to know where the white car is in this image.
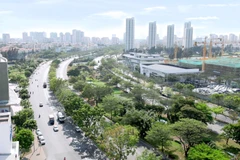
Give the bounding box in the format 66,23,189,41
53,125,59,132
38,136,45,145
36,130,42,137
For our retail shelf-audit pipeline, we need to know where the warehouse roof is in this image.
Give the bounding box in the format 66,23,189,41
142,64,199,74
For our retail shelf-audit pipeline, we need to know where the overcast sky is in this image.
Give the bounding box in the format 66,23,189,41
0,0,240,39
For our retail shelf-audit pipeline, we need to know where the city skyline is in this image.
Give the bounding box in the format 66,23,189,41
1,0,240,39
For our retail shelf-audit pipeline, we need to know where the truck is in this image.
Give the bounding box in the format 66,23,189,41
49,114,54,125
43,82,47,88
57,111,65,123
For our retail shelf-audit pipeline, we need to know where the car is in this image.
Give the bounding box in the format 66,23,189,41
75,126,81,132
36,130,42,137
35,129,40,134
38,136,45,145
39,103,43,107
53,125,59,132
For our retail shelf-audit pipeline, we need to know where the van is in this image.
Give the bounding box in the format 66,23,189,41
57,111,65,123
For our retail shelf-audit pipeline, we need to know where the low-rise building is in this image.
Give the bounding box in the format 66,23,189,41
122,52,164,71
141,64,199,81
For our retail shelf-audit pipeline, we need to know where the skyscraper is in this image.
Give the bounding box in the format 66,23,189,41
72,29,84,44
64,32,71,43
59,32,64,43
167,24,174,48
183,22,193,49
125,17,135,51
50,32,58,42
148,21,157,49
2,34,10,44
22,32,28,43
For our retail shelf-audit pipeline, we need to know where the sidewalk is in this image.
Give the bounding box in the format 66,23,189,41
23,133,46,160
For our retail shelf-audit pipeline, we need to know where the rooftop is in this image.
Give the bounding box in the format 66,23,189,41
0,141,19,160
142,64,199,74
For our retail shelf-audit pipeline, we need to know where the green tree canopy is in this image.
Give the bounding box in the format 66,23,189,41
14,129,34,152
188,143,229,160
101,124,139,160
13,108,34,127
146,122,172,152
171,118,209,157
137,150,162,160
122,109,154,138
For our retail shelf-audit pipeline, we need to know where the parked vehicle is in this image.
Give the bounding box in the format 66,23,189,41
57,111,65,123
43,82,47,88
38,136,45,145
39,103,43,107
49,114,55,125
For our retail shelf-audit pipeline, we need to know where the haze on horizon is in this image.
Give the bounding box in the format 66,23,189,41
0,0,240,39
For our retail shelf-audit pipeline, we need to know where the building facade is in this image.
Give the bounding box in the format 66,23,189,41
167,24,174,48
148,21,157,49
2,34,10,44
183,22,193,49
125,17,135,51
0,55,9,103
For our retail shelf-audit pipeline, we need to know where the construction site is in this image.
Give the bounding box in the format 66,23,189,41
169,37,240,77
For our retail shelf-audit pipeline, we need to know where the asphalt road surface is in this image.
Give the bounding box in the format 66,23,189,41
28,61,106,160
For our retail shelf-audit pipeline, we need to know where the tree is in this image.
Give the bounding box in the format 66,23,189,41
73,80,86,91
20,99,32,108
109,76,122,86
171,118,209,157
101,124,139,160
211,94,224,105
131,85,145,105
188,143,229,160
67,68,80,77
82,84,95,102
101,95,119,120
222,124,235,145
73,104,104,134
62,94,83,116
94,86,113,105
145,90,160,105
22,119,37,130
212,106,225,119
122,109,154,138
137,150,162,160
14,129,34,152
146,122,172,152
13,108,34,127
174,82,184,93
228,110,239,123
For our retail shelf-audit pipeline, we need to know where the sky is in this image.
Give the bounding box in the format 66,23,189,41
0,0,240,39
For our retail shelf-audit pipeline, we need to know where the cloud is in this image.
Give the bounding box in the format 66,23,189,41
186,16,219,21
201,3,240,7
36,0,64,4
144,6,167,12
0,10,13,15
92,11,129,19
177,5,193,12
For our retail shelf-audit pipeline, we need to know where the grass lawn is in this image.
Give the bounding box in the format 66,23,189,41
113,87,123,95
87,78,106,86
216,139,240,155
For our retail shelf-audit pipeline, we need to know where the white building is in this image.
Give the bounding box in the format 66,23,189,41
167,24,174,48
59,32,64,43
22,32,28,43
148,21,157,49
0,112,19,160
125,17,135,51
122,52,164,71
50,32,58,42
183,22,193,49
141,64,199,81
72,29,84,44
64,32,71,43
2,34,10,44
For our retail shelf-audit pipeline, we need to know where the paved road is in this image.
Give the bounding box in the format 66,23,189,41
57,58,75,80
28,61,106,160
